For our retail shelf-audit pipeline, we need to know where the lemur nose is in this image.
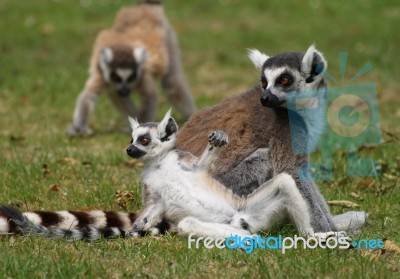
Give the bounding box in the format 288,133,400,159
260,91,280,108
126,146,137,157
118,86,130,97
126,145,146,158
260,95,271,106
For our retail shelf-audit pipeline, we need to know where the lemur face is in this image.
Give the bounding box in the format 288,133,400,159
126,124,157,159
99,46,147,97
126,109,178,162
248,45,327,108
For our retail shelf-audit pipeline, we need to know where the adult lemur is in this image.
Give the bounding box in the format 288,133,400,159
177,45,338,233
125,111,324,238
66,0,196,136
1,111,341,240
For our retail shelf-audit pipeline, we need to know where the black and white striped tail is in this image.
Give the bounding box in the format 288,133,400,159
0,205,169,241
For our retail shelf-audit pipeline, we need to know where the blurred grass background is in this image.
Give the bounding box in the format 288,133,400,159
0,0,399,278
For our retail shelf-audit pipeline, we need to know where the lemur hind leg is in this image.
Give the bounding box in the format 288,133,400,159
161,23,196,120
218,149,338,233
177,216,252,239
294,176,337,232
231,173,315,236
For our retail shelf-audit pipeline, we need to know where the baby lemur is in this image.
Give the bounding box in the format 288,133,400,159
66,0,196,136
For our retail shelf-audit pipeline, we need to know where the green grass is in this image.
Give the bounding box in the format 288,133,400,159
0,0,399,278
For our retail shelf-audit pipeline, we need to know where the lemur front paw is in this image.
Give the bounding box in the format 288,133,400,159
132,217,149,232
65,125,93,137
132,214,162,232
208,130,228,147
230,214,252,231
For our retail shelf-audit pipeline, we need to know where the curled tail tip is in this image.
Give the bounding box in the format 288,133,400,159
0,205,26,226
0,205,48,235
0,205,29,235
0,205,23,217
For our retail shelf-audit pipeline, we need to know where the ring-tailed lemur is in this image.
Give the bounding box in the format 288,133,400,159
176,45,367,233
0,110,360,240
1,114,311,240
66,0,196,136
125,110,335,238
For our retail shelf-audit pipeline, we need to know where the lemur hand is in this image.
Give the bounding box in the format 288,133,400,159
208,130,228,147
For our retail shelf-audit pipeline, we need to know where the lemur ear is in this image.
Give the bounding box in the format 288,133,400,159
302,44,328,83
157,108,178,142
100,48,114,64
128,116,140,132
133,47,147,64
247,49,270,71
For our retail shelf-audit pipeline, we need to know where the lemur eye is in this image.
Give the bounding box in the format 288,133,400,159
261,79,268,89
279,76,292,86
139,137,150,146
110,71,122,82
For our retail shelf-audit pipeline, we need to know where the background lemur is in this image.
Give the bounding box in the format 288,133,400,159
66,0,196,136
176,45,338,233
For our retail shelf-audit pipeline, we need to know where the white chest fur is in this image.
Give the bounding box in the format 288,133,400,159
141,152,237,224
